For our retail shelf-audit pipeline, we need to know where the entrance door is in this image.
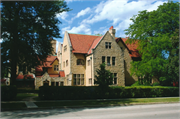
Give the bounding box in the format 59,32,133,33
60,82,64,86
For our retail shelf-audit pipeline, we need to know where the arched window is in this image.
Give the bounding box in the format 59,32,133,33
77,59,85,65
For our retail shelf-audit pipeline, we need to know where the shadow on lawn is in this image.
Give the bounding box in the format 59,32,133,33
1,99,136,119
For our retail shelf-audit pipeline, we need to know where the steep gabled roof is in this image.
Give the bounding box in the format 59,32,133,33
87,35,103,54
36,55,58,72
68,33,100,54
116,37,141,58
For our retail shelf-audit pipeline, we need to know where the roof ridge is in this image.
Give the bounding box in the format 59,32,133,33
68,32,101,36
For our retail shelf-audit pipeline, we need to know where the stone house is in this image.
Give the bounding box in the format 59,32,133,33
57,26,141,86
34,55,65,89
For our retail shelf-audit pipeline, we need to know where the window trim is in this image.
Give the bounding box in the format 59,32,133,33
73,74,84,85
54,65,59,71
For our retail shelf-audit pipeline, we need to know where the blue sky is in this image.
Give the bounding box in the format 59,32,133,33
55,0,178,50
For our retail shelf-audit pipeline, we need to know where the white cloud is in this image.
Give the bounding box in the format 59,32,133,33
64,24,92,34
56,41,59,53
76,7,91,18
56,12,68,20
80,0,165,37
61,26,71,35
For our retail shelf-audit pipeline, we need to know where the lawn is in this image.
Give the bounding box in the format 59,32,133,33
15,93,38,101
34,97,180,108
1,102,27,109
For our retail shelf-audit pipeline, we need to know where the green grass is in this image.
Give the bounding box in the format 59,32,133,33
1,102,26,109
15,93,38,101
125,86,178,89
34,97,180,108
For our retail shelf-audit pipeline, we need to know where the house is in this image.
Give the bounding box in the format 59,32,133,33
14,26,141,89
34,55,65,89
57,26,141,86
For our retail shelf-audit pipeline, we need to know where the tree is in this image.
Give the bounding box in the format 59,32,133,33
1,1,70,85
124,1,179,85
94,63,113,90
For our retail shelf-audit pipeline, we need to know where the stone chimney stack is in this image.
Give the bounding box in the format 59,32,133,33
109,26,116,39
51,38,57,55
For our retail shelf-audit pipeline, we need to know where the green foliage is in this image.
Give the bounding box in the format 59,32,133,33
1,85,17,101
1,1,70,85
38,86,179,100
125,1,179,85
94,63,113,90
152,82,160,86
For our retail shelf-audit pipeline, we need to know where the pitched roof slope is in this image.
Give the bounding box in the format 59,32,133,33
69,33,100,54
116,38,141,57
36,55,58,72
88,36,103,54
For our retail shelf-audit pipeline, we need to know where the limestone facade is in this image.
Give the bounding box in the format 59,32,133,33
56,26,140,87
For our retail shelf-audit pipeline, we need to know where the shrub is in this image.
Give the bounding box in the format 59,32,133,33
1,85,17,101
152,82,160,86
38,86,179,100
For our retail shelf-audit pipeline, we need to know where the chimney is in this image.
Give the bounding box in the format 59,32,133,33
109,26,116,39
51,38,57,55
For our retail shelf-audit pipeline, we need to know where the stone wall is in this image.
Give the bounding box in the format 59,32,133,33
71,53,86,86
35,72,65,89
93,31,125,86
117,40,138,86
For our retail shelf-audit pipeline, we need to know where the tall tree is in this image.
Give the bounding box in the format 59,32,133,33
94,63,113,90
124,1,179,85
1,1,70,85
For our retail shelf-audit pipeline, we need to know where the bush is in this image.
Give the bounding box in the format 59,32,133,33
38,86,179,100
152,82,160,86
1,85,17,101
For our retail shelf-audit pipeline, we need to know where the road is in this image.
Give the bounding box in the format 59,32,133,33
1,103,179,119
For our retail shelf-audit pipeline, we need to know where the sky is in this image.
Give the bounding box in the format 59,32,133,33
0,0,178,52
54,0,178,51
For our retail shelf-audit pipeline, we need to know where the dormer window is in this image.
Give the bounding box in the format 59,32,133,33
105,42,111,49
77,59,85,65
54,65,59,71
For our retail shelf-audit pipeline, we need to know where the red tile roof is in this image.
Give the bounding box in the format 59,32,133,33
16,74,34,79
68,31,140,57
36,56,58,72
69,33,100,54
116,37,141,58
88,36,103,54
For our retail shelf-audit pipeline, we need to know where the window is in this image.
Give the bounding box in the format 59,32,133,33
88,60,91,66
56,82,59,86
51,82,55,86
102,56,105,63
54,65,59,71
112,57,115,66
66,60,68,66
113,73,117,84
107,57,110,66
89,78,92,85
64,45,67,52
77,59,85,65
73,74,84,85
105,42,111,49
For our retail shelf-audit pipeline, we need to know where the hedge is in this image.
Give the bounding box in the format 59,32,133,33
1,85,17,101
38,86,179,100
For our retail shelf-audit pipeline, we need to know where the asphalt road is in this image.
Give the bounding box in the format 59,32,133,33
1,103,180,119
